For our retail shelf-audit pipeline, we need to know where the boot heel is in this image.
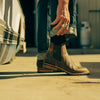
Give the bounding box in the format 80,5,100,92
37,60,62,73
43,63,63,72
37,60,59,73
38,68,53,73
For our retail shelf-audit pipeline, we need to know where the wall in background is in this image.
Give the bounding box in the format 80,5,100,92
77,0,100,48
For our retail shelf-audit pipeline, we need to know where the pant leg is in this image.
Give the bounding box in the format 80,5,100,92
49,0,66,45
37,0,48,52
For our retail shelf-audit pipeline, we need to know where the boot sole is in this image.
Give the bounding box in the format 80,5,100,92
38,69,54,73
43,63,90,75
38,66,63,73
38,67,62,73
37,60,63,73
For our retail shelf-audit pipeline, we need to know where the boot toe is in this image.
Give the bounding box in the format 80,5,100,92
77,67,90,74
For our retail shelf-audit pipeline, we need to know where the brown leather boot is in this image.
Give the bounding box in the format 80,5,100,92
37,52,63,73
42,42,90,75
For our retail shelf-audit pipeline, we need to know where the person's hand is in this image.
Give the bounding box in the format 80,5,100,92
51,1,70,36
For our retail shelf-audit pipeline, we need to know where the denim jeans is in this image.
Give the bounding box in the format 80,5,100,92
37,0,48,52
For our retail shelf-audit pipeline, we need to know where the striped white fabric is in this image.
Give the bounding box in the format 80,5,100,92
0,44,16,64
0,0,25,64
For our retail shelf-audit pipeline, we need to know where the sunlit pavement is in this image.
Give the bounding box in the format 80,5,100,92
0,48,100,100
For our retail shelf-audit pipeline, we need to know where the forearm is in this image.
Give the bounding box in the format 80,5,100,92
58,0,69,9
58,0,69,5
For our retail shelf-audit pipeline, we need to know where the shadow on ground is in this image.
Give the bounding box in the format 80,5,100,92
73,82,100,84
81,62,100,79
0,71,67,80
0,62,100,80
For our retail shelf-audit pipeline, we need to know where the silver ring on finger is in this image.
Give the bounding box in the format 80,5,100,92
61,24,67,29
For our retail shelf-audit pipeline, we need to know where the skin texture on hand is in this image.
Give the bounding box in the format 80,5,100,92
51,0,70,36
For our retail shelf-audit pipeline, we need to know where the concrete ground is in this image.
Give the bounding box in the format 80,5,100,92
0,48,100,100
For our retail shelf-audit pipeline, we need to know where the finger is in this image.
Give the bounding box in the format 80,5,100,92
57,15,70,36
52,18,64,30
57,27,65,36
61,22,69,35
64,16,70,25
56,19,67,35
66,19,70,25
61,25,69,35
57,20,69,36
51,17,60,25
